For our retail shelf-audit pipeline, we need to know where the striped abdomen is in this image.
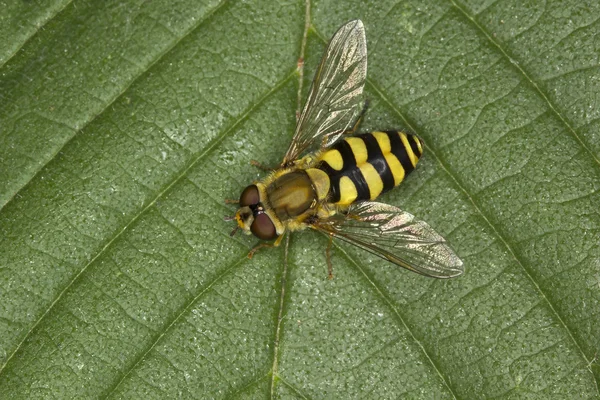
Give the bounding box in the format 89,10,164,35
316,131,423,205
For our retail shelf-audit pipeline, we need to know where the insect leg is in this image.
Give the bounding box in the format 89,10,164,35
250,159,275,171
247,234,285,258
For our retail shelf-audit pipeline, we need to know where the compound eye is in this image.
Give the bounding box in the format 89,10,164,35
239,185,259,206
250,213,277,240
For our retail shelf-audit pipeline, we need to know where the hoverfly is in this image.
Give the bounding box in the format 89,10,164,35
229,20,463,279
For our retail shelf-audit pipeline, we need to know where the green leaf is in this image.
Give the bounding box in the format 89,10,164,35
1,0,599,398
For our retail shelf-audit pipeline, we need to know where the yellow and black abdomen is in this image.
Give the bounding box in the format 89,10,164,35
316,131,423,205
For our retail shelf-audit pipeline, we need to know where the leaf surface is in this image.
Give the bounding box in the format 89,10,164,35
1,0,599,398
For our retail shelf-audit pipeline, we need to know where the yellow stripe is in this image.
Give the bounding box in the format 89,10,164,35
372,131,391,153
320,149,343,170
414,135,423,154
384,153,405,186
337,176,357,205
360,163,384,200
305,168,330,200
345,137,367,164
400,132,419,167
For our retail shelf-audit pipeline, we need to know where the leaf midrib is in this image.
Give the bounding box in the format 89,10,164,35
2,3,597,395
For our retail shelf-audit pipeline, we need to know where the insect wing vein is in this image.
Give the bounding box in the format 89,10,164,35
283,20,367,164
313,202,464,278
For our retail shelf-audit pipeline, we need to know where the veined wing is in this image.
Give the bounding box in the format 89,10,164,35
282,20,367,165
313,202,464,278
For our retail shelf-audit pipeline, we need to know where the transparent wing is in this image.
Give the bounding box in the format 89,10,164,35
313,202,464,278
283,20,367,165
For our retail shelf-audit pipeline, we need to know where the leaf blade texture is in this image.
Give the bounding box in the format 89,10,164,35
0,0,599,398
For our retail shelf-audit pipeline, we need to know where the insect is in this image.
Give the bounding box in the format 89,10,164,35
229,20,463,279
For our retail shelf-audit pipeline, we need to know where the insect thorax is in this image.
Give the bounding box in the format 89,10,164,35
265,170,317,221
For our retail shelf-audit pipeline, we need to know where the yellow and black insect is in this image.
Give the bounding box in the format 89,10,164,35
229,20,463,278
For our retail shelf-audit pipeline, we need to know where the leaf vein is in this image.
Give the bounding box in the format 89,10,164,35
369,80,600,392
102,255,250,399
448,0,600,170
332,240,459,399
0,0,228,211
0,69,296,377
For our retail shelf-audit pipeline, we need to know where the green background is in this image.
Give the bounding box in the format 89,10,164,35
1,0,599,398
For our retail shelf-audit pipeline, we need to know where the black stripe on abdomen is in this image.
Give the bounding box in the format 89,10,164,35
318,139,371,203
387,131,415,174
362,133,395,194
408,134,422,157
